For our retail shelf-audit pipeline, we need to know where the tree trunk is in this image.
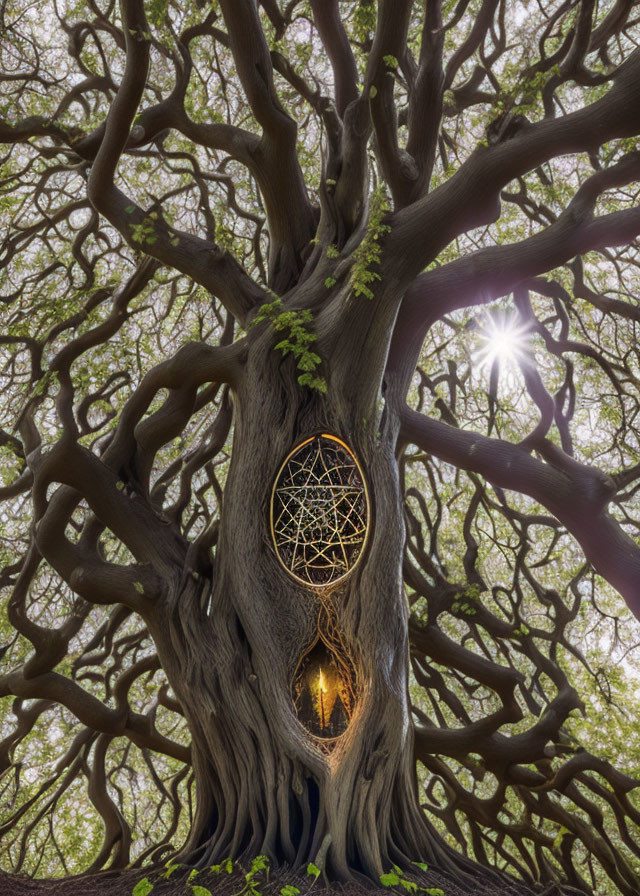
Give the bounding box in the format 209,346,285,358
143,333,517,889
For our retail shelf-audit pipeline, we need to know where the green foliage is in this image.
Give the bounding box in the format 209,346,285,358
147,0,169,28
306,862,321,879
161,859,183,878
379,865,443,895
450,585,480,617
129,858,316,896
131,212,159,247
553,826,570,850
28,369,59,401
350,187,391,300
251,298,326,392
353,0,376,40
210,858,234,875
233,854,271,896
489,64,562,129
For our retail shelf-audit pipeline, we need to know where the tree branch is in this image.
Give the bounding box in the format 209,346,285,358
400,405,640,620
86,0,266,323
217,0,317,291
310,0,359,118
386,49,640,280
387,153,640,391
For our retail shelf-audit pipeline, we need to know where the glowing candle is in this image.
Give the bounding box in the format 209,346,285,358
318,668,326,730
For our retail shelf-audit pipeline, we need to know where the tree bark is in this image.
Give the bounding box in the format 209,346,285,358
140,329,517,889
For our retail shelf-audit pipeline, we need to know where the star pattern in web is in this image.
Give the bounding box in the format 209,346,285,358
272,435,368,586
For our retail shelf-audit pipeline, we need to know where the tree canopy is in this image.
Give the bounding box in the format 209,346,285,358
1,0,640,894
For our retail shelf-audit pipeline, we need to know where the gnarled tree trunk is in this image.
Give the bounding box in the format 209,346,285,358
140,300,512,889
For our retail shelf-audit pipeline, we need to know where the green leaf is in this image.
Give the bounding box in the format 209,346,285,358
380,872,401,887
132,879,154,896
187,869,199,881
133,581,144,594
191,887,213,896
161,861,183,879
412,862,429,871
324,277,336,288
280,886,300,896
250,855,270,873
306,862,321,879
553,826,570,849
296,353,321,372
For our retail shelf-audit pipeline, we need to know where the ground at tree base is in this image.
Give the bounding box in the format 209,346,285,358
0,867,568,896
0,868,577,896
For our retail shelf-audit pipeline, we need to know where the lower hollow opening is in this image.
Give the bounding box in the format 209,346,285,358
292,636,357,742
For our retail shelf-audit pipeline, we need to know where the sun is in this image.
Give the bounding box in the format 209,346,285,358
475,312,530,370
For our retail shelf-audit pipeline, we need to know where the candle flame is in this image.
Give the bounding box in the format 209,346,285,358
318,667,326,691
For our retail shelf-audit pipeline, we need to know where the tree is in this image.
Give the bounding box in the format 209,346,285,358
1,0,640,894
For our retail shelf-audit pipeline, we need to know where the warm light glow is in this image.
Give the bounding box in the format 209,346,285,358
318,668,326,692
476,312,530,370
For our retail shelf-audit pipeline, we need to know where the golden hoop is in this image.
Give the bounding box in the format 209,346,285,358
270,433,370,588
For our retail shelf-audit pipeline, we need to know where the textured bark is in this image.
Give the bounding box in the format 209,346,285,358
135,325,513,888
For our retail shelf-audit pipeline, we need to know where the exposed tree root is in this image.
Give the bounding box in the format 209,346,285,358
0,866,563,896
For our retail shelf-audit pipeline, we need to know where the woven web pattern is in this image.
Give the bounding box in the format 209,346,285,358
271,435,368,586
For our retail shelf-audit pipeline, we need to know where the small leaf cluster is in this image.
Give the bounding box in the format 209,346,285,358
491,64,562,123
451,584,481,616
353,0,376,39
146,0,169,28
131,854,232,896
131,856,322,896
130,211,159,247
235,854,270,896
28,369,59,401
379,863,443,896
350,187,391,300
252,298,326,393
450,599,476,617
